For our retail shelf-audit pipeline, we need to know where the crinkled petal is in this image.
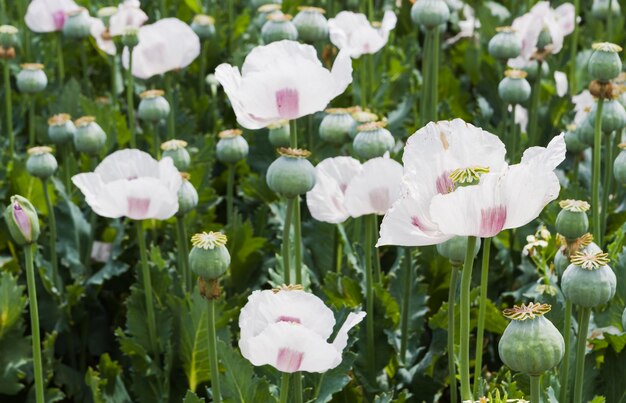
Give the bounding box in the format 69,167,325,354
344,156,403,217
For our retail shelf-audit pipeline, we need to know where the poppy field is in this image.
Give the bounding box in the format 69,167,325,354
1,0,626,402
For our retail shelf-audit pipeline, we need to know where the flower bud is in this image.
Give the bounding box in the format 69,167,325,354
177,173,199,216
161,139,191,171
498,69,531,104
122,27,139,48
48,113,76,145
0,25,19,48
411,0,450,29
74,116,106,155
564,124,587,153
266,148,316,198
498,303,564,376
488,27,521,60
319,108,356,144
436,236,481,265
613,143,626,184
97,6,118,27
3,195,40,246
562,250,616,307
293,7,328,43
588,98,626,134
216,129,249,164
138,90,170,122
256,4,283,28
592,0,621,20
353,122,395,160
555,200,589,241
268,120,291,147
26,146,58,179
191,15,216,40
261,14,298,44
588,42,622,83
17,63,48,93
62,8,92,39
189,232,231,281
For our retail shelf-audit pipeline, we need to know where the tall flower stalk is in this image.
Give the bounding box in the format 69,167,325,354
473,237,491,395
135,222,160,363
569,0,580,93
459,235,477,401
0,24,16,154
399,247,413,364
591,99,604,244
447,262,460,402
364,214,376,377
122,28,138,147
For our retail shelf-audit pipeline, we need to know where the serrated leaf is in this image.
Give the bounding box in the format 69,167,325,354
183,390,206,403
217,339,272,402
180,291,211,391
313,351,357,403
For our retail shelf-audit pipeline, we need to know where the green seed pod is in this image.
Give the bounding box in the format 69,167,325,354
613,144,626,184
261,14,298,44
48,113,76,145
293,6,328,43
564,124,587,153
267,120,290,147
498,69,531,104
62,8,92,39
216,129,249,164
191,14,216,40
554,248,569,277
253,0,282,10
555,200,590,241
411,0,450,29
554,239,600,277
161,139,191,171
588,99,626,134
188,232,231,281
498,303,564,376
177,174,199,216
588,42,622,83
522,59,549,81
97,6,118,27
353,122,395,160
488,26,521,60
266,148,316,198
536,29,552,50
17,63,48,93
319,108,357,144
622,307,626,331
0,25,19,48
138,90,171,122
436,236,481,265
577,114,595,146
73,116,107,155
26,146,58,180
562,251,616,307
592,0,621,20
256,4,283,28
3,195,40,246
350,109,378,139
122,27,139,48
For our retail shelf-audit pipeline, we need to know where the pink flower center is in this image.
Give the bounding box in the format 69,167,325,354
13,202,32,240
52,10,67,31
276,316,301,324
435,171,454,194
127,197,150,218
275,88,299,120
276,348,304,373
368,187,390,213
479,206,507,237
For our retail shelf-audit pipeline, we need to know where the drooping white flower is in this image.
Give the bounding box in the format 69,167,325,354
122,18,200,80
327,10,397,58
445,5,479,46
25,0,79,33
72,149,182,220
572,90,594,125
238,287,365,373
215,40,352,129
378,119,507,246
109,0,148,36
90,18,116,55
554,71,568,97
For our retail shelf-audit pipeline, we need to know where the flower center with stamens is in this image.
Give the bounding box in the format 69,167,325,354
502,302,551,321
449,166,490,186
570,250,610,270
191,232,228,250
559,199,590,212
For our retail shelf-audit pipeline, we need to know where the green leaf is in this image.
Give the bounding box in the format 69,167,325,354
217,339,272,402
85,354,132,403
313,351,357,403
0,272,28,395
0,271,27,339
182,0,203,13
180,291,211,391
183,390,206,403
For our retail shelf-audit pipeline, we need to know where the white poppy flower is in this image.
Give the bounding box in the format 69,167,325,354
238,288,365,373
328,10,397,58
90,18,116,55
72,149,182,220
109,0,148,37
445,5,479,46
572,90,594,125
25,0,79,33
428,134,565,238
377,119,507,247
122,18,200,80
215,40,352,129
554,71,568,97
515,104,528,133
306,156,362,224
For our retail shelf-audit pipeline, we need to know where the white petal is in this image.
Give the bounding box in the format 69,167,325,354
515,105,528,133
328,11,392,58
380,10,397,32
555,3,575,36
158,156,183,194
344,156,403,217
25,0,79,32
94,149,159,183
520,133,566,169
214,64,269,129
554,71,568,97
90,18,116,55
109,2,148,36
331,312,366,353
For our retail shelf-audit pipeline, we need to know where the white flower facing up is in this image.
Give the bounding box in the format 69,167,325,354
508,1,575,68
215,40,352,129
239,287,365,373
25,0,79,33
328,10,397,58
122,18,200,79
72,149,182,220
572,90,594,125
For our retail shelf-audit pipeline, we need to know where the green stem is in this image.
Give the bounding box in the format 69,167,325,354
592,97,604,245
335,226,343,274
135,221,160,364
282,199,293,284
290,119,298,148
3,61,13,157
429,26,440,122
530,375,541,403
399,247,412,365
164,74,175,139
199,41,208,95
42,179,59,291
57,33,64,84
420,30,433,126
607,0,613,41
372,216,381,283
448,263,460,403
207,298,222,403
25,244,44,403
601,132,616,237
459,236,477,402
573,307,591,403
293,373,303,403
227,164,235,227
279,372,290,403
126,46,136,148
159,0,166,17
559,300,573,403
110,55,118,109
359,58,367,108
28,95,36,147
294,197,303,285
365,214,375,378
79,40,88,84
528,61,542,147
176,215,191,292
368,53,375,109
152,123,160,158
473,237,491,397
569,0,580,94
